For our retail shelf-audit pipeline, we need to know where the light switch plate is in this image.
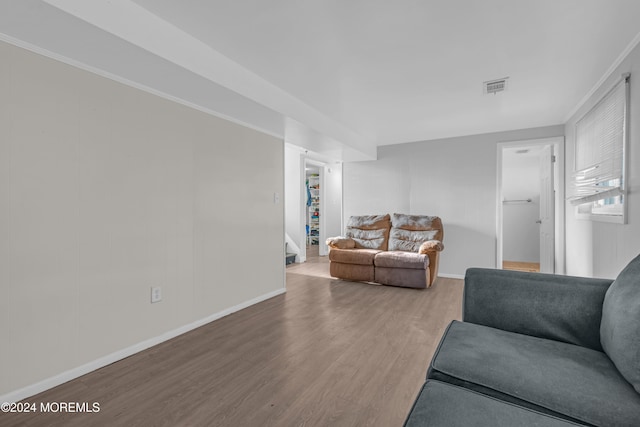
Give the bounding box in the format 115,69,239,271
151,286,162,303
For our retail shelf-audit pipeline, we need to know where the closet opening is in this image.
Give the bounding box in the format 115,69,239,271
303,159,327,260
496,137,565,274
305,165,320,257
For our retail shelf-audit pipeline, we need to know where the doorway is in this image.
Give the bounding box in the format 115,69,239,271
305,165,320,258
303,159,327,260
497,137,565,274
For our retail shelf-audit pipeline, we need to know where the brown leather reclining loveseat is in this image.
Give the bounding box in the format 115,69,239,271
326,213,444,289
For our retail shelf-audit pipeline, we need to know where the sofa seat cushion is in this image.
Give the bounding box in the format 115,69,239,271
374,251,429,270
429,321,640,427
404,380,584,427
328,248,381,266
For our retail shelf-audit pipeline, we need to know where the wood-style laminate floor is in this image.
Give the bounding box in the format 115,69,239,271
5,255,463,427
503,260,541,272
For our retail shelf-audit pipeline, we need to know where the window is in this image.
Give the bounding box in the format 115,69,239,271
570,73,629,223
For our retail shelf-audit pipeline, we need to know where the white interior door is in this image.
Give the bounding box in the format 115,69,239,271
539,145,555,273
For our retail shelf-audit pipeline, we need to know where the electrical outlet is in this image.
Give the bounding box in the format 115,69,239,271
151,286,162,303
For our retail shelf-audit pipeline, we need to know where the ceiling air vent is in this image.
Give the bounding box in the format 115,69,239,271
484,77,509,95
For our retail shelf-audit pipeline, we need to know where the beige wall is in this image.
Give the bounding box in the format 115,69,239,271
0,40,285,396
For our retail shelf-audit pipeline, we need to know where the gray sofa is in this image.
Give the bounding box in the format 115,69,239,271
404,254,640,426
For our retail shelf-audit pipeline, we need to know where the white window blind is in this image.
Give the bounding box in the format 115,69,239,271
569,74,629,206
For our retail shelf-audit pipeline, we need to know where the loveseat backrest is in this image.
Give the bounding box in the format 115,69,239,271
345,214,391,250
389,214,444,252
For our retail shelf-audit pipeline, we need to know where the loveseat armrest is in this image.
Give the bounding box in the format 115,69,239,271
325,236,356,249
418,240,444,254
463,268,612,351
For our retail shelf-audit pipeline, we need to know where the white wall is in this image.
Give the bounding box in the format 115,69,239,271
343,151,411,219
565,42,640,279
323,163,343,241
284,145,303,257
502,149,541,263
344,125,564,277
0,41,285,397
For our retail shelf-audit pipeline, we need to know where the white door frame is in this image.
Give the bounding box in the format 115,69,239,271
538,144,555,273
496,136,565,273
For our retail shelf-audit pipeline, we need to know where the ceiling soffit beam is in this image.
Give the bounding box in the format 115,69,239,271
42,0,376,160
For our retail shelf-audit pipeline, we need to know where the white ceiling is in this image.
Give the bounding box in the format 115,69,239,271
2,1,640,161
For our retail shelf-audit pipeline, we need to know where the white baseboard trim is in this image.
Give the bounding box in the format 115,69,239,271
437,273,465,280
0,287,286,404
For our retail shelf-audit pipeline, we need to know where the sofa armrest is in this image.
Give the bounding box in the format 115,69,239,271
463,268,612,351
418,240,444,254
325,236,356,249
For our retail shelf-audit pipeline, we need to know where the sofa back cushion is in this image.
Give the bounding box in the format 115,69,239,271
345,214,391,250
600,253,640,393
388,228,438,252
388,214,443,252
